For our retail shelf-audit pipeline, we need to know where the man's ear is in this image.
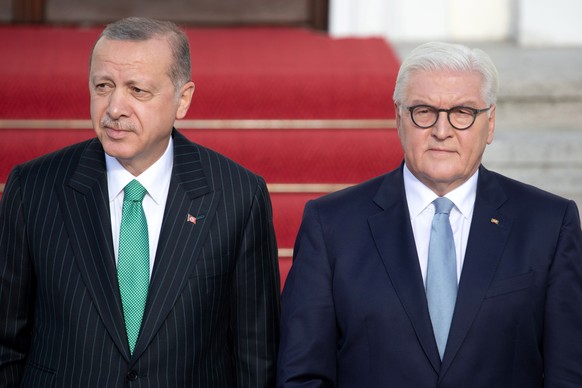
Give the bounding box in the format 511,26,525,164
394,103,401,126
176,81,195,119
394,102,403,135
486,104,496,145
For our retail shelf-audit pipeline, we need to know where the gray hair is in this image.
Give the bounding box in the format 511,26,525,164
393,42,499,107
92,17,191,91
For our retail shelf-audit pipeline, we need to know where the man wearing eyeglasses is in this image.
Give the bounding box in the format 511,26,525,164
277,42,582,387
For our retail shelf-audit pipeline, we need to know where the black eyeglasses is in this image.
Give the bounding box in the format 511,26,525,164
407,105,492,130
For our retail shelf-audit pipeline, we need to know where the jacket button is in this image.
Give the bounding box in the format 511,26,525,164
127,370,138,381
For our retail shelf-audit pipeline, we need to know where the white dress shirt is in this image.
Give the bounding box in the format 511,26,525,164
106,137,173,277
403,163,478,284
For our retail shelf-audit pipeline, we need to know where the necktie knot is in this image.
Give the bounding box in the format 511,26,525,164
124,180,147,202
433,197,454,215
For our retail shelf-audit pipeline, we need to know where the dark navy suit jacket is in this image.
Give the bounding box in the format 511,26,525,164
278,164,582,387
0,130,280,387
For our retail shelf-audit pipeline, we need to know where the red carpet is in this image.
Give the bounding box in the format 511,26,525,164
0,25,404,286
1,26,399,119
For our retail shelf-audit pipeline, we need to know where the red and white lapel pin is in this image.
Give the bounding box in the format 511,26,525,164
187,214,205,225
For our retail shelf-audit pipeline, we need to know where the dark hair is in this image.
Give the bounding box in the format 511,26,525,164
92,17,191,91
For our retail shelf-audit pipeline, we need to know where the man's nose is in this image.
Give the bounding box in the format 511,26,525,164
106,89,130,119
432,111,454,138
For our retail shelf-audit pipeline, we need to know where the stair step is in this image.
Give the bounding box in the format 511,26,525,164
0,128,403,184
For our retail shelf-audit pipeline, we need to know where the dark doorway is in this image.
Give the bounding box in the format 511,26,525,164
9,0,329,31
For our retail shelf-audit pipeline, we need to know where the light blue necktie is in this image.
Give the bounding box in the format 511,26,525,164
117,179,149,354
426,197,457,359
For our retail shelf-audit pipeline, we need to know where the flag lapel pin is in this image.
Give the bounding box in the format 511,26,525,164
187,214,205,225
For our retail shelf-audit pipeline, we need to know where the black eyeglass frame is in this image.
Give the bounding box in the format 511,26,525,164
406,104,492,130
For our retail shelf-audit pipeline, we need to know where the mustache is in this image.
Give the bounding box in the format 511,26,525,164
100,117,136,131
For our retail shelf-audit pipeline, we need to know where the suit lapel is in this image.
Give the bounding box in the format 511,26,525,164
132,131,221,359
368,167,442,372
58,139,129,359
368,166,514,376
440,166,513,376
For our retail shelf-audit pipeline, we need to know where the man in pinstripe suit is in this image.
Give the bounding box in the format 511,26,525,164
0,17,280,387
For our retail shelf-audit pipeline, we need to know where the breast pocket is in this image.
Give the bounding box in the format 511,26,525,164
22,361,56,387
485,271,534,299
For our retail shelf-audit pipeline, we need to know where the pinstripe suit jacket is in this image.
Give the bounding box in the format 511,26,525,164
0,130,280,387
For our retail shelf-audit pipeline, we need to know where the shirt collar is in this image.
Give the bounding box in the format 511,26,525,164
403,163,478,220
106,137,174,204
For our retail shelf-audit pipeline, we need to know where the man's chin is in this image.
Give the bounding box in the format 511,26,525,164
100,142,135,162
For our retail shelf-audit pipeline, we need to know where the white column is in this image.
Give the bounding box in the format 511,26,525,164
449,0,511,41
330,0,512,42
518,0,582,46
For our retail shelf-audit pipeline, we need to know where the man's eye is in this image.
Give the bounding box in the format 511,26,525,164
131,87,153,99
132,86,151,95
414,107,432,115
94,83,111,92
455,107,474,116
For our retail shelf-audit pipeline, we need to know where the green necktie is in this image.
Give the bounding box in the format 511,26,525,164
117,179,149,354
